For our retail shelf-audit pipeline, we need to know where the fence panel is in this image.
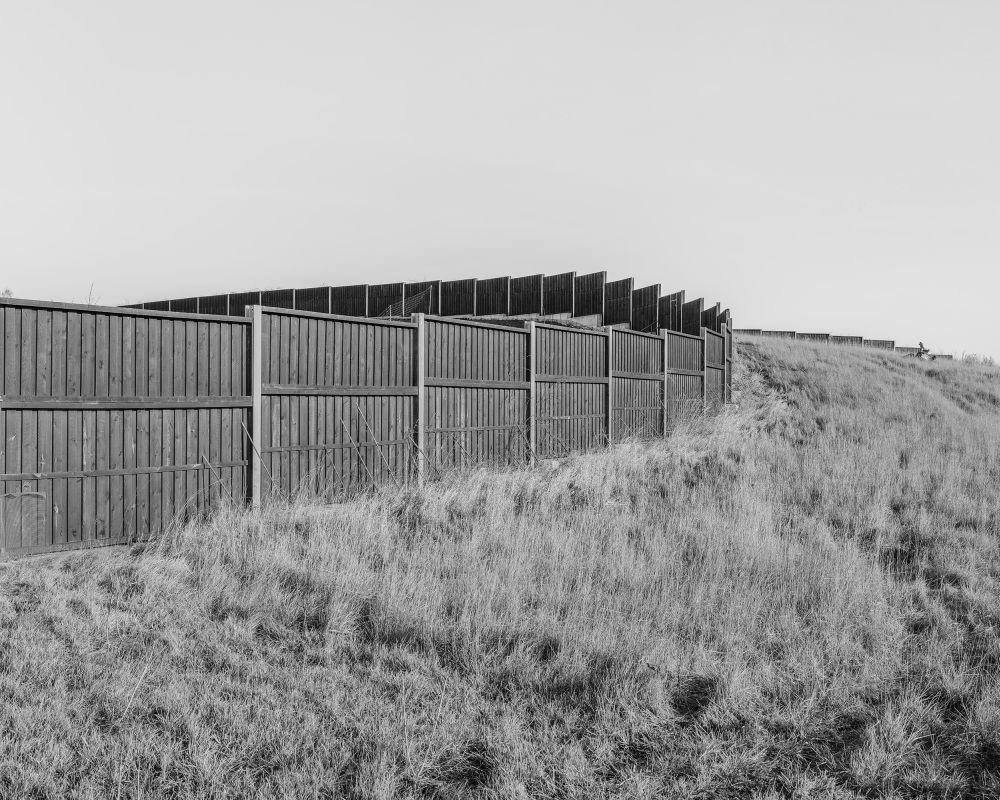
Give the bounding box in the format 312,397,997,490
330,285,369,317
611,329,663,441
631,284,661,334
510,275,543,316
665,330,704,428
424,317,529,472
475,276,510,316
404,281,441,315
256,309,416,500
169,297,198,313
294,287,331,314
796,332,831,343
369,283,404,318
831,335,863,346
535,325,607,457
682,298,704,336
228,291,261,317
701,302,721,333
199,294,230,315
659,290,685,332
573,272,606,318
261,289,294,309
0,299,250,557
705,329,726,410
604,278,633,326
542,272,575,316
440,279,477,316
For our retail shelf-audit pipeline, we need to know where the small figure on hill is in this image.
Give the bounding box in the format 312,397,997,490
912,342,936,361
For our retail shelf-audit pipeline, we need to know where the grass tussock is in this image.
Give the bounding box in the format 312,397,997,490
2,339,1000,798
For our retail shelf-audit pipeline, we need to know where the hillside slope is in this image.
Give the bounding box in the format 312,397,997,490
2,339,1000,799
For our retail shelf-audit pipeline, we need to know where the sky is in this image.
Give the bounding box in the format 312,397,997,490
2,1,997,357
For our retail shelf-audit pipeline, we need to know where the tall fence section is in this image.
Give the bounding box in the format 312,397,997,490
2,293,733,557
125,271,726,336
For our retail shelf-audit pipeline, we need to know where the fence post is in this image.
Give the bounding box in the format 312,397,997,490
250,305,263,507
700,326,708,411
661,329,669,436
526,320,536,465
413,313,426,484
604,325,614,445
725,322,733,404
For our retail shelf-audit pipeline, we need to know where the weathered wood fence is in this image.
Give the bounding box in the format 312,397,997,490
1,298,732,557
126,273,730,338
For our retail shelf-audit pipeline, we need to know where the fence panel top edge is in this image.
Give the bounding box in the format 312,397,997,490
704,329,726,341
666,329,704,342
0,296,250,324
256,305,417,328
613,327,664,342
424,314,528,334
534,321,607,336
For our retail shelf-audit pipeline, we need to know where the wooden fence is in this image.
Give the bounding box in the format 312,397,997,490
130,275,731,340
1,298,732,558
735,330,952,359
0,299,249,556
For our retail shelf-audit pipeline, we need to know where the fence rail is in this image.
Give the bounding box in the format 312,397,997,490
1,297,733,558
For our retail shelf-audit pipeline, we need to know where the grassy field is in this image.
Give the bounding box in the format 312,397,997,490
2,339,1000,799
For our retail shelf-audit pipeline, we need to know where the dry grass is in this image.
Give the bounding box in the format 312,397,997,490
2,338,1000,798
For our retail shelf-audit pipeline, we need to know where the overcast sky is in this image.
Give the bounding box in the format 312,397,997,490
2,1,996,357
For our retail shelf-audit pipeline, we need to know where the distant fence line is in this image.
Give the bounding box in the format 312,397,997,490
1,296,732,558
125,271,730,339
734,330,953,360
